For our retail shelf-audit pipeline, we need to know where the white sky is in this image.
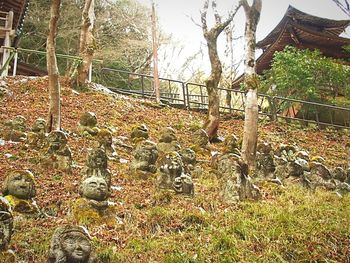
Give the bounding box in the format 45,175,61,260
137,0,350,79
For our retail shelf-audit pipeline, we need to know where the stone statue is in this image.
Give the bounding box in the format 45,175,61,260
192,129,209,149
130,124,149,143
223,134,240,155
276,144,297,162
0,197,16,263
2,115,27,142
84,148,111,186
78,112,99,136
217,154,261,203
2,170,39,214
157,127,180,153
96,129,117,159
72,176,116,226
157,151,184,189
173,174,194,196
27,118,47,149
43,131,72,173
130,140,158,177
256,142,275,178
48,226,96,263
303,162,335,190
179,148,196,172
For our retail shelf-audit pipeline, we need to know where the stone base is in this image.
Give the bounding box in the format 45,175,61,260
4,195,39,215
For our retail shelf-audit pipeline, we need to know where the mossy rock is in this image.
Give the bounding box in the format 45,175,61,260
4,195,39,214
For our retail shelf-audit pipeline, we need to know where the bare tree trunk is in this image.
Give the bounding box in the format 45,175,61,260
241,0,262,170
74,0,95,88
152,1,161,103
201,0,241,141
47,0,61,132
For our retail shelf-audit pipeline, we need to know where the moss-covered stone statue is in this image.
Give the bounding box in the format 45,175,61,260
130,140,158,178
72,176,117,226
2,170,39,214
223,134,240,155
96,129,118,160
192,129,209,149
27,118,47,149
157,151,194,196
130,124,149,143
83,148,111,187
48,225,96,263
179,148,196,172
2,115,27,142
78,112,99,136
43,131,72,173
157,127,181,153
256,142,275,178
0,197,16,263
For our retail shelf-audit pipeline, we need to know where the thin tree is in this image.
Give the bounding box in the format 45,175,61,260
200,0,241,141
151,1,161,103
74,0,95,88
47,0,61,132
240,0,262,170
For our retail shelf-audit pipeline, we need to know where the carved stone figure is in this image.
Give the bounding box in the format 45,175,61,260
96,129,117,159
84,148,111,186
173,174,194,196
180,148,196,172
43,131,72,173
27,118,47,149
2,115,27,142
157,127,180,153
0,197,16,263
217,154,261,203
276,144,297,162
2,170,39,214
332,167,347,182
256,142,275,178
157,151,184,189
78,112,99,136
48,226,96,263
130,140,158,176
72,177,116,226
130,124,149,143
303,162,335,190
192,129,209,148
223,134,240,155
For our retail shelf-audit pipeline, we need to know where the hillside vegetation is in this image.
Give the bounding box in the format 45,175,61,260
0,76,350,262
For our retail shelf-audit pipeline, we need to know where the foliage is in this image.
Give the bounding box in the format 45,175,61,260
260,46,350,102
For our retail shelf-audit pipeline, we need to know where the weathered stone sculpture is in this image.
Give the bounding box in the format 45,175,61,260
27,118,47,149
43,131,72,173
0,197,16,263
276,144,297,162
173,174,194,196
217,154,261,203
48,225,96,263
157,151,184,189
192,129,209,149
130,124,149,143
130,140,158,177
223,134,240,155
84,148,111,187
180,148,196,172
304,162,335,190
157,127,180,153
256,142,275,178
2,115,27,142
96,129,117,159
78,112,99,136
2,170,39,214
72,176,116,226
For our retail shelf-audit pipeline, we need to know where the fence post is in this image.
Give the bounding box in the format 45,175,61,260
268,96,277,122
88,63,92,83
186,83,191,109
12,49,18,76
141,75,145,98
181,82,186,108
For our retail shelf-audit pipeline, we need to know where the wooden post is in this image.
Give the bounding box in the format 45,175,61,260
151,1,160,103
12,49,18,76
1,11,13,77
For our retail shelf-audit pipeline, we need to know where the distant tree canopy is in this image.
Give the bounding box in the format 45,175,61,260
20,0,152,73
260,46,350,103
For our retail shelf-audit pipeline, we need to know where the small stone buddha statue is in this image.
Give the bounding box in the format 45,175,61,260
0,197,16,262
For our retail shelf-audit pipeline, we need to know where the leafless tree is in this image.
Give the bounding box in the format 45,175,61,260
200,0,241,141
332,0,350,16
240,0,262,170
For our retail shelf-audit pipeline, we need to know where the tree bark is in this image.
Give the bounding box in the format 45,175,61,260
47,0,61,132
241,0,262,170
201,0,241,141
75,0,95,88
151,1,161,103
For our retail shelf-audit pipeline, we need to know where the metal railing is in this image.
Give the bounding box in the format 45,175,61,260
96,67,350,129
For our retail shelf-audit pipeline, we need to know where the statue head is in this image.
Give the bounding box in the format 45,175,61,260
159,151,184,177
3,170,36,199
32,118,47,133
224,134,239,153
87,148,108,170
79,176,110,201
96,129,112,148
80,112,97,127
180,148,196,165
48,226,94,263
131,124,149,140
159,127,177,143
12,115,27,132
134,140,158,164
257,142,273,155
0,197,13,250
48,131,68,151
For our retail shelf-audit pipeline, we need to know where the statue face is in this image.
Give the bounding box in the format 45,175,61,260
82,177,109,201
80,112,97,127
32,118,46,133
135,141,158,163
61,232,91,262
6,171,35,199
161,152,183,176
88,149,107,169
180,149,196,164
12,116,27,132
48,131,67,151
0,211,13,250
160,127,176,143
